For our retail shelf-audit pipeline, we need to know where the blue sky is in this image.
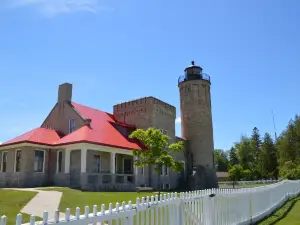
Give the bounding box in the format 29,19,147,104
0,0,299,150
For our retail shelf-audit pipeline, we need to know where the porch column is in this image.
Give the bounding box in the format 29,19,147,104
134,156,139,185
110,152,116,174
110,152,116,185
81,148,87,173
64,149,71,174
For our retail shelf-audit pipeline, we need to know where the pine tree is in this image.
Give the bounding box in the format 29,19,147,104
250,127,262,179
228,147,239,167
260,132,278,179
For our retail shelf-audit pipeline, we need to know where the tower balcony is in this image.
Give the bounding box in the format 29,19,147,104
178,73,211,85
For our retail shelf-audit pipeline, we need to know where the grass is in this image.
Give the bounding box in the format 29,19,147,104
218,183,268,189
258,196,300,225
275,196,300,225
38,188,167,214
0,189,41,225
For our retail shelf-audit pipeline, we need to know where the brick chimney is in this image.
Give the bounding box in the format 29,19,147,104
58,83,72,103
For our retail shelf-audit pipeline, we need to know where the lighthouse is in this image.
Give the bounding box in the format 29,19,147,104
178,61,218,189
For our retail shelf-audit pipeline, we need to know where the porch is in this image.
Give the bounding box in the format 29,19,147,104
58,147,138,191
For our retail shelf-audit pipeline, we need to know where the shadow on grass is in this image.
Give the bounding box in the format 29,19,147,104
258,195,300,225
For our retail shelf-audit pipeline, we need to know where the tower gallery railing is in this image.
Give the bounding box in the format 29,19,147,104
178,73,211,84
1,180,300,225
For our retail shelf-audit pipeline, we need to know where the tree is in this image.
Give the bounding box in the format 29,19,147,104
279,161,300,180
129,127,184,194
228,147,239,167
242,169,252,180
214,149,229,172
228,164,244,187
260,133,278,179
250,127,262,179
236,136,254,170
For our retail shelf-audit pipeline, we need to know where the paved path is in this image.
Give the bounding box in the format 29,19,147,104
5,188,65,221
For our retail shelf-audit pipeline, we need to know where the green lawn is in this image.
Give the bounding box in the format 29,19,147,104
218,182,269,189
276,197,300,225
258,196,300,225
39,188,166,214
0,190,39,225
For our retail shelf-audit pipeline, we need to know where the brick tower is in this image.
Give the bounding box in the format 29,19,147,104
178,61,218,189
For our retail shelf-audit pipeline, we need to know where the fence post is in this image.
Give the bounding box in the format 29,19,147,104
177,192,185,225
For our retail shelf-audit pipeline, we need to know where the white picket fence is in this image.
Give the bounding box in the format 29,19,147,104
219,179,279,187
1,180,300,225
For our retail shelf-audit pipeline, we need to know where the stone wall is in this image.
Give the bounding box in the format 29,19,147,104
0,147,50,188
179,79,217,189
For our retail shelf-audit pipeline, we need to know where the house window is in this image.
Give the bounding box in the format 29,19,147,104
164,166,168,176
141,166,144,175
57,151,63,173
1,152,8,172
123,158,133,174
94,155,101,173
14,150,21,172
34,150,45,173
69,118,76,133
46,124,52,130
160,165,163,175
159,129,168,135
165,183,170,189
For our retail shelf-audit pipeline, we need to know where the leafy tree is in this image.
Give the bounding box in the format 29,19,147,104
228,147,239,167
228,164,243,181
242,169,252,180
260,132,278,179
129,127,184,194
277,116,300,167
279,161,300,180
236,136,254,170
214,149,229,172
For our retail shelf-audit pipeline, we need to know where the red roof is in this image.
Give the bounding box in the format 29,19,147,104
55,102,142,150
1,128,61,147
2,102,142,150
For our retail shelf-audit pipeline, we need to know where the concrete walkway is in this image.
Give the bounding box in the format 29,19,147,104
5,188,65,221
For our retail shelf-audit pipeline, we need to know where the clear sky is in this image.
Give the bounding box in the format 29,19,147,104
0,0,299,150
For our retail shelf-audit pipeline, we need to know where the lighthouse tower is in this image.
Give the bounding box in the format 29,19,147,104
178,61,218,189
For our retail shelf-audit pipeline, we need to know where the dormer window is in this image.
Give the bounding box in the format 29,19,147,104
69,118,76,133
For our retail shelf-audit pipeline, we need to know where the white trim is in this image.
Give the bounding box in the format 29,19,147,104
34,149,46,173
56,151,63,173
14,149,22,172
0,151,8,173
55,143,134,156
0,143,50,151
0,142,136,154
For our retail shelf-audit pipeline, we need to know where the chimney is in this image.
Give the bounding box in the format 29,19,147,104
58,83,72,103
